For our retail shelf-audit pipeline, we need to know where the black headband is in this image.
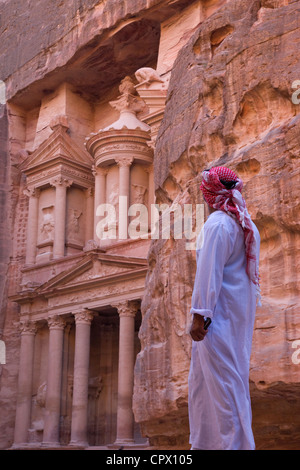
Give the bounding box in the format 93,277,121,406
220,179,237,189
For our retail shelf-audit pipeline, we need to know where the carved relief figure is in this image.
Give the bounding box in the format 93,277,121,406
132,184,147,204
68,208,82,234
40,206,54,241
36,381,47,408
104,183,119,232
28,381,47,443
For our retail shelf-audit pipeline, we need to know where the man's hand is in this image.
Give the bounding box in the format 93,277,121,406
189,314,208,342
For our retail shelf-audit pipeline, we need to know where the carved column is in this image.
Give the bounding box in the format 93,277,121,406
112,300,139,444
69,310,94,447
115,157,133,240
50,176,73,259
92,166,107,241
13,320,38,447
24,187,40,265
42,315,66,447
84,187,94,243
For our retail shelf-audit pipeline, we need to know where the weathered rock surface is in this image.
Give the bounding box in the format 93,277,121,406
0,0,192,108
134,0,300,449
0,105,9,337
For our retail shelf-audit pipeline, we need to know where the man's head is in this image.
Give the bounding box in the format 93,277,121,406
200,166,241,208
199,166,260,293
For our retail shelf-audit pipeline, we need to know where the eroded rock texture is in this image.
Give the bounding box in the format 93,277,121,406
134,0,300,449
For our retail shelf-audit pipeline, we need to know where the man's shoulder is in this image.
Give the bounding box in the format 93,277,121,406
196,211,238,251
206,210,238,231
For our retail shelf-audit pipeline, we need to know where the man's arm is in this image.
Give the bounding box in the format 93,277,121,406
189,219,234,341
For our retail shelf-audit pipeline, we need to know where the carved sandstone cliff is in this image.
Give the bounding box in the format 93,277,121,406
133,0,300,449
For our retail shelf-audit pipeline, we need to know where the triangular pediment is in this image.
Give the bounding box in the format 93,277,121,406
37,252,148,295
20,124,93,173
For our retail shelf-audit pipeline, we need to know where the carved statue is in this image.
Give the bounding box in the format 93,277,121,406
40,206,54,241
68,208,82,234
119,76,136,95
132,184,147,204
135,67,165,86
36,381,47,408
88,376,103,400
108,183,119,207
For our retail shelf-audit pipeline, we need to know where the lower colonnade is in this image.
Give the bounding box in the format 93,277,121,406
12,299,141,449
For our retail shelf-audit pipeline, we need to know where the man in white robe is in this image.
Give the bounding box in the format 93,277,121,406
188,166,261,450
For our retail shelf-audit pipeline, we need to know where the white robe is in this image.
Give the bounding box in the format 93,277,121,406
188,210,260,450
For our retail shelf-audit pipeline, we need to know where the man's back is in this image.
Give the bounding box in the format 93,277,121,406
189,210,260,450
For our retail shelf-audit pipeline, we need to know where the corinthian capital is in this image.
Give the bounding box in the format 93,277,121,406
115,156,134,168
47,315,67,330
23,186,40,198
74,310,94,325
92,165,109,177
19,319,38,335
111,300,140,318
49,176,73,188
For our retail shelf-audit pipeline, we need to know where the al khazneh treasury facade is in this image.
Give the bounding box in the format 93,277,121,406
10,73,164,448
1,0,300,450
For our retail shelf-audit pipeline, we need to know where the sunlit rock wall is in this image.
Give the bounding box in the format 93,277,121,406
134,0,300,449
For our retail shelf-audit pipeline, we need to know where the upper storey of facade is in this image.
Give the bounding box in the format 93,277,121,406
9,1,202,273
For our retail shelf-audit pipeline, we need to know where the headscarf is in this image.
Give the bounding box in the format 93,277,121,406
200,166,261,304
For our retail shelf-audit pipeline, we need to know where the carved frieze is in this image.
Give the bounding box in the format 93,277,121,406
86,133,153,168
47,275,145,310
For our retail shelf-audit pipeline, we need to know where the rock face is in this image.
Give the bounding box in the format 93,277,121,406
134,0,300,449
0,0,300,450
0,104,9,337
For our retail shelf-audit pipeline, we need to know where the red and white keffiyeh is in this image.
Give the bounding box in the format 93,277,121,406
200,166,260,302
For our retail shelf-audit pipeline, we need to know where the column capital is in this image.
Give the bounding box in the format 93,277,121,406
92,165,109,177
111,300,140,318
115,156,134,168
74,310,94,325
19,319,38,335
49,176,73,188
23,186,40,198
47,315,67,330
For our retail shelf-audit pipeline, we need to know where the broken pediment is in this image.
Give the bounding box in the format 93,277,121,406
19,122,94,189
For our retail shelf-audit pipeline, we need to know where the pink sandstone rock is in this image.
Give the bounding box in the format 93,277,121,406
134,0,300,449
